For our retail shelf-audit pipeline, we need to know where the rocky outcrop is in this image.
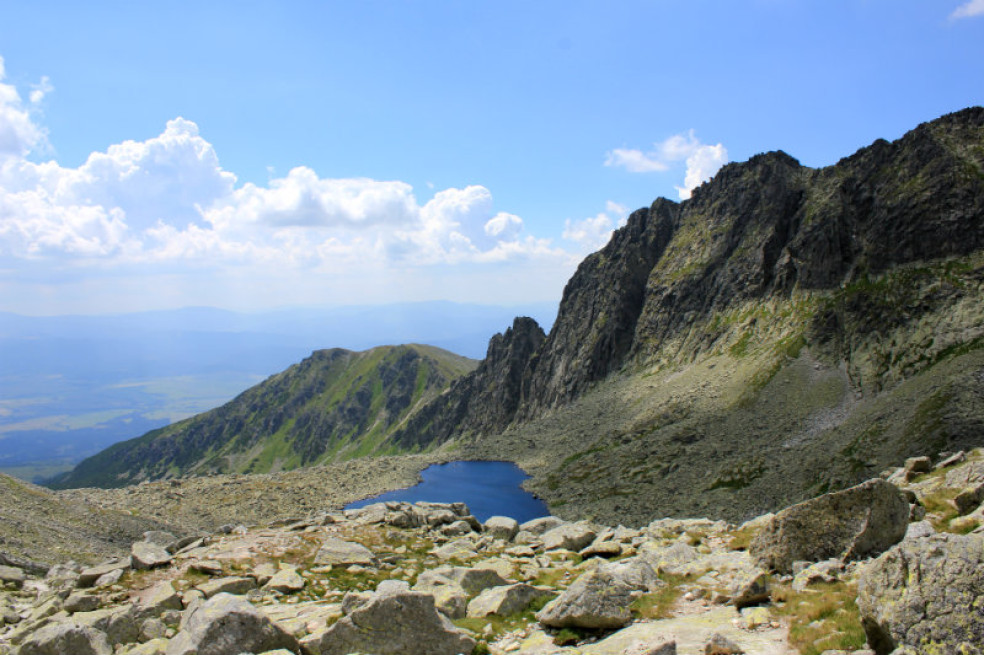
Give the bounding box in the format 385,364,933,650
857,533,984,655
390,317,546,448
522,199,680,415
750,479,909,574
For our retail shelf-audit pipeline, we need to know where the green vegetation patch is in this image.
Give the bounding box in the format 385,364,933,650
771,582,866,655
454,594,554,647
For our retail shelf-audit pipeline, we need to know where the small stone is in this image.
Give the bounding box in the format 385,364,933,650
0,565,25,588
740,606,771,629
705,632,745,654
196,576,257,598
189,560,224,577
64,592,102,613
263,568,305,594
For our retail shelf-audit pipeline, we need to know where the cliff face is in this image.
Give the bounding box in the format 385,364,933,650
398,108,984,447
391,317,545,448
519,199,679,417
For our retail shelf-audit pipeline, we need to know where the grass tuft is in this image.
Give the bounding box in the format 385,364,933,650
770,582,866,655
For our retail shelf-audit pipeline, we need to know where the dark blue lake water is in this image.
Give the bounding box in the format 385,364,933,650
345,460,550,523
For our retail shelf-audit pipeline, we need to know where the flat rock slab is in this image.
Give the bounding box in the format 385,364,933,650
131,542,173,571
263,568,305,594
313,537,377,566
196,576,257,598
542,522,598,552
79,561,130,587
582,606,794,655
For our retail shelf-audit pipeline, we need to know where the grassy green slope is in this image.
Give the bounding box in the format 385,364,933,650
51,345,476,488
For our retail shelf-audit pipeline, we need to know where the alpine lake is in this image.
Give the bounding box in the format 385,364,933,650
345,460,549,523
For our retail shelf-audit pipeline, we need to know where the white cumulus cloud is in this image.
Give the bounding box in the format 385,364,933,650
605,130,729,200
675,142,729,200
29,76,53,104
204,167,418,233
0,56,46,160
0,56,583,312
484,212,523,239
603,148,668,173
951,0,984,19
562,200,630,252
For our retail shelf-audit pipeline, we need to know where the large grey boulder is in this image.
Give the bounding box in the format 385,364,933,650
749,478,909,574
535,563,637,629
541,521,598,552
313,537,377,566
131,541,172,571
484,516,520,541
519,516,565,535
137,581,183,618
15,621,112,655
411,576,469,618
412,566,508,618
311,582,475,655
443,566,510,596
165,593,299,655
857,533,984,655
72,605,140,646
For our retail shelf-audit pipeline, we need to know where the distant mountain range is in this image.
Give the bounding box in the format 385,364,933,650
0,301,555,481
51,108,984,525
50,345,476,487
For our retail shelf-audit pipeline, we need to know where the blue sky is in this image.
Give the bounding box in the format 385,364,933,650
0,1,982,315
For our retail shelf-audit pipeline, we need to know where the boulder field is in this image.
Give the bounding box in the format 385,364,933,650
2,450,983,655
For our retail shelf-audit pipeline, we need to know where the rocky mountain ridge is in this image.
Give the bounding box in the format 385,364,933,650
49,107,984,528
51,345,476,488
399,107,984,441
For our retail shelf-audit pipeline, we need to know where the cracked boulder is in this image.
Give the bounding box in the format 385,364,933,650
750,478,909,574
857,532,984,655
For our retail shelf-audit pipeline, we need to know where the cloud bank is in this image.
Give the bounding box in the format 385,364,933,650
605,130,729,200
951,0,984,19
0,58,590,312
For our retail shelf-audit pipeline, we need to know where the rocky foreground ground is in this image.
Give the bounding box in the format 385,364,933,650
1,450,983,655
